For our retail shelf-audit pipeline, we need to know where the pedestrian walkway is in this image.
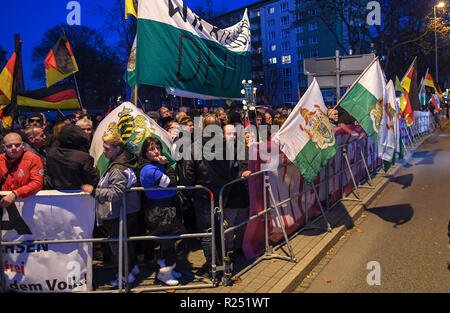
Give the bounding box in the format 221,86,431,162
92,131,433,293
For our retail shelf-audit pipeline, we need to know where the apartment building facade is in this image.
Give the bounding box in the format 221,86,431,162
212,0,349,107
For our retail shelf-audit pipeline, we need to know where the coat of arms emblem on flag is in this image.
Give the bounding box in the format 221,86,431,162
299,105,335,149
370,97,384,133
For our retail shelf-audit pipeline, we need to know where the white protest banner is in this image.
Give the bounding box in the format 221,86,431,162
1,191,94,292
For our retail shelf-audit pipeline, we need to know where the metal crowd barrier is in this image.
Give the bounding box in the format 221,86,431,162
120,185,217,293
217,135,383,285
0,185,217,294
1,117,436,293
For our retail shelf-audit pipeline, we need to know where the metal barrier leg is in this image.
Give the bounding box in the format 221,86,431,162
210,202,217,285
118,201,124,293
359,150,375,189
311,183,332,232
341,148,362,202
123,197,130,293
218,204,229,286
235,173,297,272
0,210,4,293
266,175,296,261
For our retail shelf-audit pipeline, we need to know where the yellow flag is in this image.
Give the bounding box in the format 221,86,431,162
395,76,403,93
125,0,137,19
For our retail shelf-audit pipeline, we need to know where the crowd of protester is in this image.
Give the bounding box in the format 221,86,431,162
2,97,445,288
0,104,300,287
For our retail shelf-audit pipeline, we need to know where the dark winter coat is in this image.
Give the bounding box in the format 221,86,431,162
46,124,99,190
225,144,250,209
178,138,234,206
95,148,140,221
138,158,184,236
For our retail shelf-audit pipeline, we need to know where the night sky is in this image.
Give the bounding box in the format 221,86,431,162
0,0,257,90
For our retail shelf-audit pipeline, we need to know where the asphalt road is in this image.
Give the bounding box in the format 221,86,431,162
297,122,450,293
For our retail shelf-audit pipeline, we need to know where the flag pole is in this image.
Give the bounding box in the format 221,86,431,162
400,56,417,85
73,74,84,110
10,34,22,128
61,27,84,110
333,56,379,110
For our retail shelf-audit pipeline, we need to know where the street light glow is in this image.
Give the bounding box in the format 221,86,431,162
436,2,445,8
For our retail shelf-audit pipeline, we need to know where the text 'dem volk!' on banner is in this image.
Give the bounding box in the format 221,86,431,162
136,0,251,100
1,191,94,293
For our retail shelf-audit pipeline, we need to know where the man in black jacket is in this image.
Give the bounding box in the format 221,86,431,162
46,124,99,192
178,114,234,275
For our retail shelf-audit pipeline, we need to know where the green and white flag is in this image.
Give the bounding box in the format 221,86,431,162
378,80,396,172
274,78,338,184
136,0,251,99
338,59,386,144
89,102,175,176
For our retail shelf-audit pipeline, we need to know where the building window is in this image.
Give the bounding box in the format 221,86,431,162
269,57,277,64
281,29,290,39
251,9,260,17
280,2,289,13
296,39,304,47
284,93,292,101
282,41,290,51
298,63,304,74
282,55,291,64
271,44,277,51
280,15,289,26
268,19,275,27
268,32,275,40
310,36,319,44
296,25,304,33
309,22,318,31
297,51,305,60
296,11,303,20
310,50,319,57
268,7,275,14
283,68,291,76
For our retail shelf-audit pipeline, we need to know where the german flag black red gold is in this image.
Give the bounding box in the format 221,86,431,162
44,36,79,88
17,82,80,110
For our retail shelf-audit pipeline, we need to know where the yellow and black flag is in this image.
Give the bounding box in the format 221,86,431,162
45,35,79,88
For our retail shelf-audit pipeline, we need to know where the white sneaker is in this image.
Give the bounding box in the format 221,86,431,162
157,259,182,279
157,267,179,286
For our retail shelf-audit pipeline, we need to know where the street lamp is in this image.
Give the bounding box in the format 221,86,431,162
434,1,445,84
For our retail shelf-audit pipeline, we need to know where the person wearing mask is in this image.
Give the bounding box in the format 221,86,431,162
94,132,141,286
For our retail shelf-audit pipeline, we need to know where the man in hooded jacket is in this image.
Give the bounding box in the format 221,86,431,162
46,124,99,192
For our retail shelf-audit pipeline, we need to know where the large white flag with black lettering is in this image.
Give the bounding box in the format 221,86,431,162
136,0,251,99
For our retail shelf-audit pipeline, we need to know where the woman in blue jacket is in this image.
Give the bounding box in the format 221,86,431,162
139,137,185,286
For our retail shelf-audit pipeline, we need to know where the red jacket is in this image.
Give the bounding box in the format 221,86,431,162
0,151,44,198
